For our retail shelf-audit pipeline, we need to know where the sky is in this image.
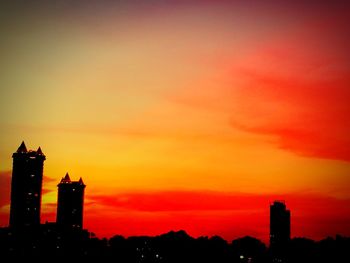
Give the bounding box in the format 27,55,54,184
0,0,350,243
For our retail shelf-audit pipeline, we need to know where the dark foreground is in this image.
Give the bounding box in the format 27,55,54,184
0,226,349,263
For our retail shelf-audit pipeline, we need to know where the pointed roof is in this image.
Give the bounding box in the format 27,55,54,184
60,172,71,183
64,172,71,181
37,147,43,155
17,141,27,153
78,177,84,185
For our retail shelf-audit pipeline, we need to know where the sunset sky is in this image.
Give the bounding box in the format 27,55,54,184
1,1,350,243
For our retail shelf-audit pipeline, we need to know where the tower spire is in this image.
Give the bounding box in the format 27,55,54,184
17,141,27,153
78,177,84,185
60,172,71,183
37,146,43,155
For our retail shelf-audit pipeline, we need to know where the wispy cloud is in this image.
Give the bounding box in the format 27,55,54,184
0,171,11,207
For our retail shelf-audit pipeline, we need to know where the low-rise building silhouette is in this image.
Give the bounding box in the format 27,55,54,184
57,173,86,229
9,141,46,227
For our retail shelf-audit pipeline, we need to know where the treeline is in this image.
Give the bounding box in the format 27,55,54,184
0,227,349,263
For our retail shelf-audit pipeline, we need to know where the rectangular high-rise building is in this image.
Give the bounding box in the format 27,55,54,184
9,141,46,227
56,173,86,229
270,200,291,248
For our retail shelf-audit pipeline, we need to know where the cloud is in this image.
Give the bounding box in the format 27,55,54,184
90,191,266,212
43,175,56,183
168,12,350,162
89,190,350,214
0,171,11,207
230,50,350,161
230,12,350,162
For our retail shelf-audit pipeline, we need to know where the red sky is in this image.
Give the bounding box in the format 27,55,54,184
0,0,350,243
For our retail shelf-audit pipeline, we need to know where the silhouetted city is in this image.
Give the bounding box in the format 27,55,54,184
0,142,349,262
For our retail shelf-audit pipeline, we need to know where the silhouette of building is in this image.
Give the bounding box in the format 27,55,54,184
9,141,46,227
56,173,86,229
270,200,291,248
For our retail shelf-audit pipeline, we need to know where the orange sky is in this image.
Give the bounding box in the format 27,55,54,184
0,1,350,243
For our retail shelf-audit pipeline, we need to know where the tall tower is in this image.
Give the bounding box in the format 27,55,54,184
9,141,46,227
56,173,86,229
270,200,291,248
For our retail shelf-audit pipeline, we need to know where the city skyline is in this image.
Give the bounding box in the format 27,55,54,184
5,141,293,248
1,0,350,243
0,141,347,244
